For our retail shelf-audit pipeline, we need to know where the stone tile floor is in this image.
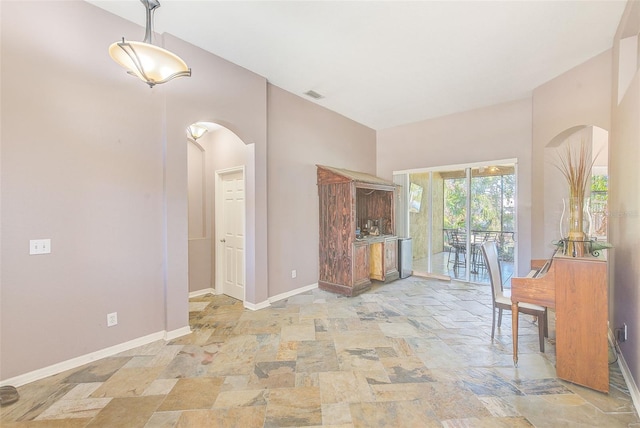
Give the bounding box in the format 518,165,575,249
1,276,638,427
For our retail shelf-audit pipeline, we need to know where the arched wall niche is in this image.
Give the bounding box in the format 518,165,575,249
186,120,254,301
542,125,609,254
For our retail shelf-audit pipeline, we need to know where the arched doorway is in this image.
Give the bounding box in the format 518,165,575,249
186,121,251,302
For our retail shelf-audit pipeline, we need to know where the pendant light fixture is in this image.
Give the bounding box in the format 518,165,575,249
109,0,191,88
187,123,209,141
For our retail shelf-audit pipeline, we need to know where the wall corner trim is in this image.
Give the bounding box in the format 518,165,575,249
244,300,271,311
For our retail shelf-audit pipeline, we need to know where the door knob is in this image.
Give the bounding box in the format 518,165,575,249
220,239,226,243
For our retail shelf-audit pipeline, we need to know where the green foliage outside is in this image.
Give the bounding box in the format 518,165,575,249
590,174,608,237
591,175,608,203
443,173,606,232
443,174,515,232
443,178,466,230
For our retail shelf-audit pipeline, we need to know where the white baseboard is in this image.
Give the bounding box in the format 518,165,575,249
189,288,216,298
609,328,640,416
190,284,319,311
164,326,192,341
0,326,191,388
0,284,320,388
243,283,319,311
618,348,640,416
269,283,318,304
244,300,270,311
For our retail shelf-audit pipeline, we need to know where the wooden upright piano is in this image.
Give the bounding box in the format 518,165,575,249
511,252,609,392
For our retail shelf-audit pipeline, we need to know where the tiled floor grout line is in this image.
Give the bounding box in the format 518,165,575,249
1,276,638,427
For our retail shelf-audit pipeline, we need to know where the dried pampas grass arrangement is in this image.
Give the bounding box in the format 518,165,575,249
555,139,598,200
554,138,601,256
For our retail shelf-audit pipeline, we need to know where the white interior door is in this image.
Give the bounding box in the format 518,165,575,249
216,168,245,301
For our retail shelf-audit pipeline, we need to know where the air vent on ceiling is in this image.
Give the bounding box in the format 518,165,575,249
304,90,324,100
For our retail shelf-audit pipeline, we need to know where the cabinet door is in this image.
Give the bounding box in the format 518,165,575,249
353,242,370,286
369,242,384,281
384,237,398,276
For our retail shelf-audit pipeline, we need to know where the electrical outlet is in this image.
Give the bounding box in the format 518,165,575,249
616,323,628,343
291,270,297,279
107,312,118,327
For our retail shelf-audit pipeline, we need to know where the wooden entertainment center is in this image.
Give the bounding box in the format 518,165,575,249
317,165,399,296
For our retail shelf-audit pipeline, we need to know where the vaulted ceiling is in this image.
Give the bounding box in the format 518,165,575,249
89,0,627,130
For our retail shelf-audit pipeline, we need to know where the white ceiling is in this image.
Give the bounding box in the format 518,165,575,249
88,0,627,130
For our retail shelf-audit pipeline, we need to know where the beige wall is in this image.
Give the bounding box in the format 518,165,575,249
531,50,612,257
188,139,211,292
162,32,268,308
266,85,376,297
377,99,533,275
610,0,640,389
2,0,164,380
1,1,267,381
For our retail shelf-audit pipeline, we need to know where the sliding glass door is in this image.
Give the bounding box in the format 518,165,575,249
469,165,516,284
396,160,516,284
441,167,470,278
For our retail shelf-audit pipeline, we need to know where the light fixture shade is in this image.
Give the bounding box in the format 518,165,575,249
109,39,191,87
187,123,208,141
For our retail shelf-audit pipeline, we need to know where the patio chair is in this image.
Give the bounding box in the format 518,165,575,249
449,230,467,270
471,231,488,273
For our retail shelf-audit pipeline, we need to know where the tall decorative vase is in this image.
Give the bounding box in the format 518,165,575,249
560,196,591,257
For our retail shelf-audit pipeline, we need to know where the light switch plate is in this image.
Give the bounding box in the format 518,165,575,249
29,239,51,255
